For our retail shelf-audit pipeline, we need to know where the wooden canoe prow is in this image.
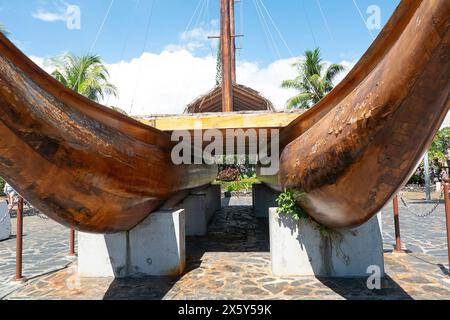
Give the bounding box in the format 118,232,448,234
278,0,450,228
0,0,448,233
0,32,217,234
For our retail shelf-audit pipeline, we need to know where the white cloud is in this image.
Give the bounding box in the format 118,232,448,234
165,20,219,55
32,9,67,23
30,49,357,116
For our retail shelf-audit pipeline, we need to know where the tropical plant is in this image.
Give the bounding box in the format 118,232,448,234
429,127,450,165
281,48,344,109
109,105,128,115
0,22,9,37
46,53,118,102
407,127,450,185
276,189,308,221
215,43,222,86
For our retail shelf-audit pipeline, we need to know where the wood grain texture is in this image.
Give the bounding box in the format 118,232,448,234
278,0,450,229
0,34,217,234
0,0,448,234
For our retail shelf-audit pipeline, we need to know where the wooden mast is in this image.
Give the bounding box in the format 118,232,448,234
229,0,237,83
220,0,233,112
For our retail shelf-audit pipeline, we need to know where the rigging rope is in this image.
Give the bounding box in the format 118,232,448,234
253,0,281,60
258,0,294,58
129,0,156,114
72,0,115,92
105,0,142,107
239,0,244,58
315,0,334,43
352,0,376,40
302,0,318,48
184,0,204,35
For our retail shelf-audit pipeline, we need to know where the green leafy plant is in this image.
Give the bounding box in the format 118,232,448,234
226,183,236,192
275,188,350,265
281,48,344,109
276,189,335,238
276,189,308,220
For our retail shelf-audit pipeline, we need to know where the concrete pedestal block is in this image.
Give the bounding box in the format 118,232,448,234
252,184,280,218
269,208,385,277
0,201,11,241
78,209,185,278
176,184,221,236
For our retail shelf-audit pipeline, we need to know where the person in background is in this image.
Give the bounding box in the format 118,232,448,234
3,182,17,209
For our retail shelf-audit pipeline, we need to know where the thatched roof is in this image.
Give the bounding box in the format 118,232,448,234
184,84,275,114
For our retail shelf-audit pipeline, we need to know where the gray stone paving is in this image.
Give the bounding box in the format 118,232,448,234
0,212,75,299
380,200,448,261
0,194,449,300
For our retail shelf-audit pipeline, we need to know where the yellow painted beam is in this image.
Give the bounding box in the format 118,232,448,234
136,111,303,131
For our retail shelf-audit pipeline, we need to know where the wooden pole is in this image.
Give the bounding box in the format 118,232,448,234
229,0,236,83
392,195,404,253
220,0,233,112
444,179,450,278
69,228,76,256
14,196,24,281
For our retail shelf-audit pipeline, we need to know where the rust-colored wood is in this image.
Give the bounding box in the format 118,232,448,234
0,0,448,233
138,111,301,131
69,228,76,256
277,0,450,229
220,0,233,112
184,84,275,114
229,0,236,83
15,196,24,281
444,180,450,277
0,34,217,234
392,195,403,253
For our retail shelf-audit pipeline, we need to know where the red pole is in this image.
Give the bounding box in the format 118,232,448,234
69,228,76,256
443,179,450,277
236,174,239,198
393,195,405,253
14,196,24,281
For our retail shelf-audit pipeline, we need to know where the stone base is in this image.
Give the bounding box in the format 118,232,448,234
269,208,385,277
174,184,221,236
78,209,185,278
0,201,11,241
252,184,280,218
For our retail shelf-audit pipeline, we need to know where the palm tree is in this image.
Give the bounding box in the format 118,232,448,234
0,23,9,37
282,48,344,109
46,53,118,103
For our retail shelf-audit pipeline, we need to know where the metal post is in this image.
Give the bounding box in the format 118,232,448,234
14,196,24,282
392,195,404,253
443,179,450,277
69,228,76,256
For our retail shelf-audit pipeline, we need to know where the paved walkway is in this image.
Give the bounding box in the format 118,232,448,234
1,196,449,300
381,199,449,259
0,212,75,299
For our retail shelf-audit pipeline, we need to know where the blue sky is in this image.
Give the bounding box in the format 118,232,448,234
1,0,399,65
0,0,404,115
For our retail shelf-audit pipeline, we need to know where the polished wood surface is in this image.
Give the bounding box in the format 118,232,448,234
138,111,301,131
0,33,217,234
184,84,275,113
0,0,448,233
220,0,233,112
278,0,449,229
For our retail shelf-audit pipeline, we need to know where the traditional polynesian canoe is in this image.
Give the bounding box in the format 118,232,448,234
0,0,448,233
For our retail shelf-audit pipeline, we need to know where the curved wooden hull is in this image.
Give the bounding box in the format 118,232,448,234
0,0,448,233
279,0,449,228
0,34,217,233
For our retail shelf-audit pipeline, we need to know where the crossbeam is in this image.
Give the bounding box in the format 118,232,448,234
136,111,303,131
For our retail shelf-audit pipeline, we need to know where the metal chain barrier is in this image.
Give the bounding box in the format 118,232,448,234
399,188,444,218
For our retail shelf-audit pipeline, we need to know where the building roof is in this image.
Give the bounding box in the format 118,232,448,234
184,84,275,114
